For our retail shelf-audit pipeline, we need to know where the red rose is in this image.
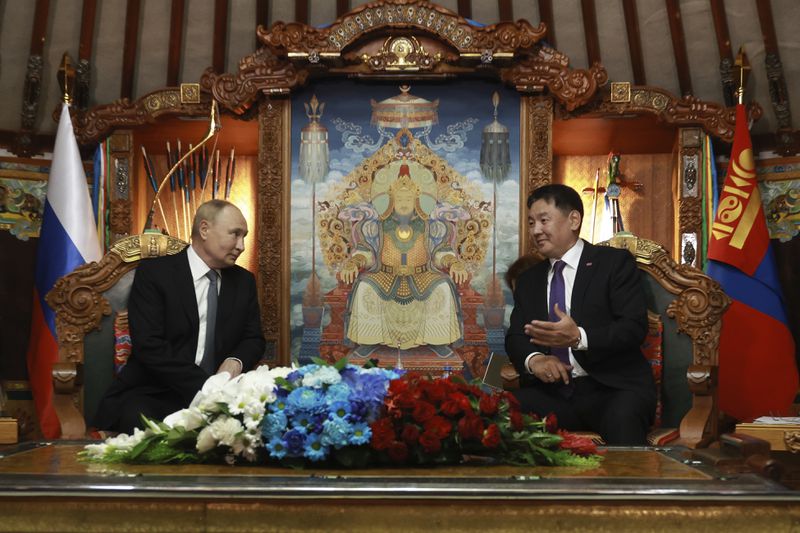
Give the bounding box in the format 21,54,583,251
545,413,558,433
388,440,409,462
478,394,499,416
395,391,417,410
388,379,409,396
412,401,436,424
509,410,524,431
441,392,471,417
419,430,442,454
424,415,452,439
502,392,520,409
457,413,484,441
420,380,447,403
557,430,599,457
370,418,396,451
481,423,501,449
401,423,421,445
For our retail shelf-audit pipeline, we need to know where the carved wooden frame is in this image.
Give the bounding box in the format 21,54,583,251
46,233,187,438
598,233,731,448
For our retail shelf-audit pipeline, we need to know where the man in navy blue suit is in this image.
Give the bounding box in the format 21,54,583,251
95,200,265,434
505,184,655,445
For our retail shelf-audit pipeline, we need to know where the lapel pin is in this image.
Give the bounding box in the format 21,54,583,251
585,262,593,266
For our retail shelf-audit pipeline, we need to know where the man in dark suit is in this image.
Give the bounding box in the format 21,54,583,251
505,184,655,445
94,200,265,434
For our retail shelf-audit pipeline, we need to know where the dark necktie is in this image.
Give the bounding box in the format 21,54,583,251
549,260,570,366
200,270,218,373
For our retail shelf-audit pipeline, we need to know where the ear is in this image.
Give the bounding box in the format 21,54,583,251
199,219,210,239
568,210,582,231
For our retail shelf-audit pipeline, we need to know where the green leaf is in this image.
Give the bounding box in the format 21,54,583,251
311,356,329,366
334,357,349,371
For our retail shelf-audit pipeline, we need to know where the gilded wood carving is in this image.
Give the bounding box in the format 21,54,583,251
592,85,763,143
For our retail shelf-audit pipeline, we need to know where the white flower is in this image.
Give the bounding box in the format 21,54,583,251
163,407,205,431
196,425,218,454
302,366,341,388
195,415,245,453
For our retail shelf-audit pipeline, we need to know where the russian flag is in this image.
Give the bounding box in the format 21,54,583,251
26,103,102,439
707,104,798,421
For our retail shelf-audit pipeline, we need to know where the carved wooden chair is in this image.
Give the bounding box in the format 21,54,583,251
46,233,187,438
502,233,731,449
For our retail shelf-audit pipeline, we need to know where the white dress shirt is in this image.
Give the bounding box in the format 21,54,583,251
524,238,589,377
187,245,221,366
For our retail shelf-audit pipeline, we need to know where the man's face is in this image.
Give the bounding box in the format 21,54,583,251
393,189,415,216
198,206,248,268
528,198,581,259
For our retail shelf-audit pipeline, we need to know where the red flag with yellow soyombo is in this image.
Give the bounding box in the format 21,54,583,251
707,104,798,421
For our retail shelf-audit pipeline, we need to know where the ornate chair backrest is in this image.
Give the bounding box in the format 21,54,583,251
598,233,730,448
46,233,187,438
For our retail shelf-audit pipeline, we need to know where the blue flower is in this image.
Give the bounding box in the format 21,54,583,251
287,387,325,411
350,422,371,445
269,397,288,413
328,401,351,420
283,428,307,456
325,383,351,403
322,417,352,449
304,433,328,462
266,437,288,459
261,411,288,440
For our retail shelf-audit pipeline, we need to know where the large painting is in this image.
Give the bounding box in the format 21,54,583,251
289,79,520,375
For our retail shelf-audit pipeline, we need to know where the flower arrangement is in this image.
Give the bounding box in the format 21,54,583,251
82,359,601,468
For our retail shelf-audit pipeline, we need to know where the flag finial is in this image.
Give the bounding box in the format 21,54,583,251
734,46,751,105
57,52,75,105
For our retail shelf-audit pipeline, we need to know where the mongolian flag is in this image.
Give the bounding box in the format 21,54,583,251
26,103,102,438
707,104,798,421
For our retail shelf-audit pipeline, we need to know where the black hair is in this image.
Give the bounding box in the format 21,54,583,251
526,183,584,219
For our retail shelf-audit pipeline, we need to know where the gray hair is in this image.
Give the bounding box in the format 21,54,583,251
191,199,238,238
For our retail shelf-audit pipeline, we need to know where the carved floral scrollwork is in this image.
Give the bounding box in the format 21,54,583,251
199,48,307,114
257,99,286,363
258,1,545,56
72,89,210,145
596,86,763,142
502,50,608,111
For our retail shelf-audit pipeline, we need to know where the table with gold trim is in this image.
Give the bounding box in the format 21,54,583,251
0,442,799,532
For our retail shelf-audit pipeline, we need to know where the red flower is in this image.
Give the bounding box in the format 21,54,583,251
388,440,409,462
509,410,524,431
481,424,501,448
457,413,484,441
557,430,599,457
424,415,452,439
503,392,520,409
419,430,442,454
370,418,395,451
478,394,499,416
441,392,471,417
412,401,436,424
420,380,448,403
545,413,558,433
401,423,421,445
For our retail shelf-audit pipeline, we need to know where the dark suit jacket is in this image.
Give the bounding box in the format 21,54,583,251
505,240,654,400
94,249,265,429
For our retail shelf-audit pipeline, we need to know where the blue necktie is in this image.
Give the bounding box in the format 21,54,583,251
549,260,570,366
201,270,218,373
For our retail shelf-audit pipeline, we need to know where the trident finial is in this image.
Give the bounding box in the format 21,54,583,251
304,94,325,122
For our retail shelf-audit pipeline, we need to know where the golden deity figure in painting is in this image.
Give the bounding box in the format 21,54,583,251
337,161,467,357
